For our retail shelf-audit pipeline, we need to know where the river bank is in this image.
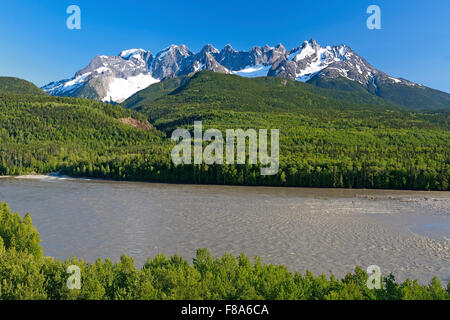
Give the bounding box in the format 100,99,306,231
0,175,449,283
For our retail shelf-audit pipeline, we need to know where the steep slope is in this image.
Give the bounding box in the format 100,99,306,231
272,40,450,111
41,50,159,103
307,74,450,111
123,71,394,111
0,93,166,175
122,76,190,109
373,81,450,111
125,71,416,130
0,77,46,96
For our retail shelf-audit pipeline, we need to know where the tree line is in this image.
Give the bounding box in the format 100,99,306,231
0,77,449,191
1,202,449,300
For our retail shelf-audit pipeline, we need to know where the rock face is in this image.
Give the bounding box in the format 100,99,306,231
42,49,159,102
178,45,231,75
150,45,193,79
42,39,427,103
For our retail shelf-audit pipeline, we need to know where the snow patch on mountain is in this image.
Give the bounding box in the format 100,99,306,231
41,72,91,95
96,67,109,74
293,42,316,62
233,64,271,77
64,72,92,88
119,49,147,60
292,42,353,82
103,74,159,103
389,77,401,83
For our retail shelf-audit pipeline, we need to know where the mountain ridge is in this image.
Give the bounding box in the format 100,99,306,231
41,39,450,111
0,77,46,96
122,71,395,111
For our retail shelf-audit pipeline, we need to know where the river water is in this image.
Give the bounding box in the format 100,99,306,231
0,175,449,283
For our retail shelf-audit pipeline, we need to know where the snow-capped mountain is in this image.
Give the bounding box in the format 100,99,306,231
42,39,419,103
268,39,416,90
42,49,158,102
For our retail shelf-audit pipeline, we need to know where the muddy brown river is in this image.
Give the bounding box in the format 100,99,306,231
1,175,449,283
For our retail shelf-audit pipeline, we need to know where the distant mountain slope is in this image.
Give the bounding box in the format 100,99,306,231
42,40,450,111
0,77,46,96
123,76,190,109
125,71,449,131
307,75,450,111
123,71,394,111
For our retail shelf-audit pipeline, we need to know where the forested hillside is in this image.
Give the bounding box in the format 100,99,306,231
0,93,169,176
0,77,46,96
0,74,449,190
123,76,190,109
307,75,450,111
123,71,450,190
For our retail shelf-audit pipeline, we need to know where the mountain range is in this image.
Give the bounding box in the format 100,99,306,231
41,39,450,111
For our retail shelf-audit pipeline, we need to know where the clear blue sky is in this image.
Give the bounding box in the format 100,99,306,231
1,0,449,92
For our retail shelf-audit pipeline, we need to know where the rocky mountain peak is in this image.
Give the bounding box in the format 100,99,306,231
308,38,319,48
155,44,192,60
200,44,220,55
222,44,235,53
119,49,151,60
